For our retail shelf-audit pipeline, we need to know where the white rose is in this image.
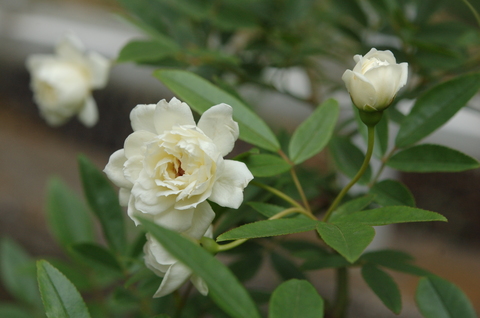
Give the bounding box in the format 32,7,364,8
104,97,253,234
26,34,110,127
342,48,408,112
143,225,213,298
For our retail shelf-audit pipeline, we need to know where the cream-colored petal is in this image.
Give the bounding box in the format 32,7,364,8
26,55,54,73
124,130,156,158
127,195,154,226
78,95,99,127
86,51,110,89
367,49,396,64
190,275,209,296
131,180,176,213
118,188,130,206
209,160,253,209
342,70,377,111
153,262,191,298
123,155,143,184
104,149,131,189
153,207,195,233
365,64,406,109
197,103,239,157
182,201,215,240
56,34,85,60
154,98,195,134
130,104,157,133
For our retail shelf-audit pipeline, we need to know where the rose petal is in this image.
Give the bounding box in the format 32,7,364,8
190,275,209,296
152,207,195,233
56,34,85,60
209,160,253,209
131,178,177,213
145,234,178,266
86,51,110,89
130,104,157,133
153,262,191,298
104,149,131,189
124,130,156,158
342,70,377,110
123,155,143,184
118,188,130,206
154,97,195,134
197,103,239,157
182,201,215,240
365,64,407,107
78,95,99,127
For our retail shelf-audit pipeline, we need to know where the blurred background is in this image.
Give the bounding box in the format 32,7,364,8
1,0,480,317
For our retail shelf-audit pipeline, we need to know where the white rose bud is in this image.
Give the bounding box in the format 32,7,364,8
342,48,408,112
26,34,110,127
104,97,253,235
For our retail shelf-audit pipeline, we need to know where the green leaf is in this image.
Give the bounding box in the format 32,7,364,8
342,206,447,225
46,178,94,249
36,260,91,318
140,218,261,318
216,219,318,242
269,279,324,318
301,253,350,271
396,73,480,148
369,179,416,207
243,154,291,177
386,144,480,172
289,99,339,165
78,155,126,254
361,249,431,276
416,276,477,318
69,243,123,273
329,195,376,222
316,222,375,263
211,2,259,30
154,69,280,151
355,107,389,157
117,39,180,63
361,264,402,314
0,303,32,318
329,136,372,184
270,252,306,281
0,238,39,306
362,249,414,264
248,202,285,218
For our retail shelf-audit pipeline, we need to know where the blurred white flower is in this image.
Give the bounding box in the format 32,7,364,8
342,48,408,112
104,97,253,233
26,34,110,127
143,226,212,298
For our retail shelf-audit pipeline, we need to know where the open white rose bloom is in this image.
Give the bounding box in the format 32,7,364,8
26,34,110,127
144,226,213,298
105,97,253,233
342,48,408,112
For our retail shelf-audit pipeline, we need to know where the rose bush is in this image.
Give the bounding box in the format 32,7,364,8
104,97,253,234
342,48,408,112
26,34,110,127
143,226,213,298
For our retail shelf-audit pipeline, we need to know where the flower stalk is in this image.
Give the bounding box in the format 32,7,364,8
323,122,376,222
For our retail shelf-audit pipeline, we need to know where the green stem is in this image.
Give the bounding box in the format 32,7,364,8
462,0,480,27
369,147,397,187
269,207,317,220
251,181,303,210
323,125,375,222
216,207,316,252
332,267,349,318
278,150,312,214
